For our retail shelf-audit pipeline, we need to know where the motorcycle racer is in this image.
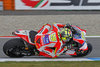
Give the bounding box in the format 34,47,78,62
3,22,92,58
35,23,87,58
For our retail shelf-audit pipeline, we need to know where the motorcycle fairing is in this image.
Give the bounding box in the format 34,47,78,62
35,31,59,49
35,30,65,57
14,29,36,45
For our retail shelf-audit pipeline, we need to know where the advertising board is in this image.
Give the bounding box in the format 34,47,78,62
15,0,100,10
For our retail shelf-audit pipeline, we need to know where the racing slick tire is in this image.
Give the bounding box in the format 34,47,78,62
3,38,25,58
71,43,92,57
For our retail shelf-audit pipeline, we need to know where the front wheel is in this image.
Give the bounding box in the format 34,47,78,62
3,38,25,58
71,43,92,57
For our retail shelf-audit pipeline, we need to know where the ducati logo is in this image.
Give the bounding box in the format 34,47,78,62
21,0,48,8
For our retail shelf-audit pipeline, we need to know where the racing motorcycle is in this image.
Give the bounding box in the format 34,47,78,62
3,25,92,58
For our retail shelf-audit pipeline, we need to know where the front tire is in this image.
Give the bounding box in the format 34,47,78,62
3,38,25,58
71,43,92,57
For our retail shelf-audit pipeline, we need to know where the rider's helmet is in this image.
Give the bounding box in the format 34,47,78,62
60,28,72,42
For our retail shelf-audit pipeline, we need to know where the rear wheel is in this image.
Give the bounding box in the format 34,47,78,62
71,43,92,57
3,38,25,58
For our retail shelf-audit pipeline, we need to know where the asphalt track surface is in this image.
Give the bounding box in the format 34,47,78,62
0,37,100,58
0,10,100,59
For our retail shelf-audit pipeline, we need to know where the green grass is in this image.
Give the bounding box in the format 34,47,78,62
0,61,100,67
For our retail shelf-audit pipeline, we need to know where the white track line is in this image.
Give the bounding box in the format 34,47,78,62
0,37,19,38
0,58,93,62
85,36,100,38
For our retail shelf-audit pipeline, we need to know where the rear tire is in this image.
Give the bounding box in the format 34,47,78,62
3,38,25,58
71,43,92,57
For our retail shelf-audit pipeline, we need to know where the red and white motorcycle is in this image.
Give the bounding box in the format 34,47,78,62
3,25,92,58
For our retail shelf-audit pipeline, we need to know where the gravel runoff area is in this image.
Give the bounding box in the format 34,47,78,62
0,15,100,36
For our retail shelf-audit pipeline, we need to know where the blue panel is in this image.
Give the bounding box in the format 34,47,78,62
74,34,82,39
88,58,100,61
43,35,50,44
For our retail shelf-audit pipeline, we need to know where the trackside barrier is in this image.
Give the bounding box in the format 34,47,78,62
2,0,100,10
15,0,100,10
